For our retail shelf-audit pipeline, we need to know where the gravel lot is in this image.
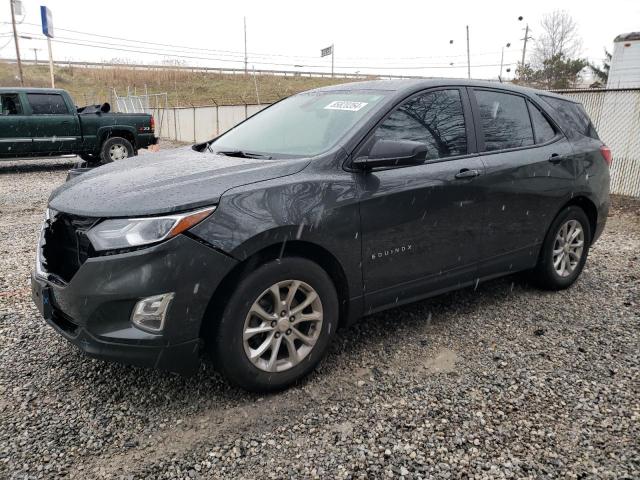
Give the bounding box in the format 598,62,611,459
0,156,638,479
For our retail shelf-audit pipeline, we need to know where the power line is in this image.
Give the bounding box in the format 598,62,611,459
10,32,518,71
9,21,523,64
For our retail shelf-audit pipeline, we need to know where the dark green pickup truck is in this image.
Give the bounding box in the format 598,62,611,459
0,88,157,164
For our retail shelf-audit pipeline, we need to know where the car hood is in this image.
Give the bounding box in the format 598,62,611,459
48,147,310,217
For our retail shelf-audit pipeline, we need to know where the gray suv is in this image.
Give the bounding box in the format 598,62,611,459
31,80,610,392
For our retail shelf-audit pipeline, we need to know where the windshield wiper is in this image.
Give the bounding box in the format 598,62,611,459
216,150,272,160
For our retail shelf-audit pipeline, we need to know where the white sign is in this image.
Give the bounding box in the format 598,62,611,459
324,100,368,112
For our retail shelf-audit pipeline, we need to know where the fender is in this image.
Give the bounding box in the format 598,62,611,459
97,125,137,145
189,169,364,313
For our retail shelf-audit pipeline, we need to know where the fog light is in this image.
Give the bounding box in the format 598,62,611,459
131,293,175,333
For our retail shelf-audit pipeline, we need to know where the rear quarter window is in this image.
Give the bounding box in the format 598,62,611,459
539,95,599,140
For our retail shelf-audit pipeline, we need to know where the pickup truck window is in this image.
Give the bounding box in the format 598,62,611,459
27,93,69,115
1,94,22,115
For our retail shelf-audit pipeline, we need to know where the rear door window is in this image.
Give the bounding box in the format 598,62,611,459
1,94,23,115
528,102,556,144
27,93,69,115
539,96,598,139
474,90,534,151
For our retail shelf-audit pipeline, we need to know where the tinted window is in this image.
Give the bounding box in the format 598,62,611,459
528,102,555,144
540,96,598,139
475,90,534,151
1,94,23,115
374,89,467,160
27,94,69,115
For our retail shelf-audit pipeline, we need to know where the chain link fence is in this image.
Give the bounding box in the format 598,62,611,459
557,88,640,197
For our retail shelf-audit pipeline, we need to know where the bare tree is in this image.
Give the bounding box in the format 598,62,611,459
532,10,582,67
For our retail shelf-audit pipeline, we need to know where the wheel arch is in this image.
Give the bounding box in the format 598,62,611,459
561,195,598,244
98,127,137,150
199,239,351,341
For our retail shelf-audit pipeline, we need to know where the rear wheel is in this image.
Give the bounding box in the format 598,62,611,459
209,257,338,392
531,206,591,290
100,137,134,163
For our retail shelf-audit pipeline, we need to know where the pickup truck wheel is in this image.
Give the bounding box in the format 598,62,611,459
100,137,134,163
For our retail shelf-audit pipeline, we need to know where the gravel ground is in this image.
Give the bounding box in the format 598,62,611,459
0,156,638,479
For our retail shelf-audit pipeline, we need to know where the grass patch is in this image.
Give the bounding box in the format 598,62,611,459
0,61,371,107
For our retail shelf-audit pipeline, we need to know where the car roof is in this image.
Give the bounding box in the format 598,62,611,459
305,78,574,102
0,87,68,94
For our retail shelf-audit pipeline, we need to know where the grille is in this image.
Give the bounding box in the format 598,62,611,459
42,213,97,283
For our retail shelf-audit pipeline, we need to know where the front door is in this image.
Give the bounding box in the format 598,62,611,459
0,92,31,155
24,92,80,154
355,88,486,312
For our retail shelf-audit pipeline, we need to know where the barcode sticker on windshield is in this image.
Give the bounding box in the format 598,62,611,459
324,101,368,112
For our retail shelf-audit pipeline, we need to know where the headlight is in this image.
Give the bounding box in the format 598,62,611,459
87,206,215,252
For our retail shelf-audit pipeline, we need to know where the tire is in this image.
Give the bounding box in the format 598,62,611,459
79,153,100,164
531,205,591,290
209,257,339,392
99,136,134,163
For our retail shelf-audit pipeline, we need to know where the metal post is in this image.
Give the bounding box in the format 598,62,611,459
499,47,504,78
466,26,471,79
244,17,248,75
521,24,529,67
10,0,24,86
252,66,260,104
331,44,334,78
192,105,196,143
47,37,54,87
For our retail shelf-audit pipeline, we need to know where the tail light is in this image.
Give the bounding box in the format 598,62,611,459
600,145,612,167
149,116,155,132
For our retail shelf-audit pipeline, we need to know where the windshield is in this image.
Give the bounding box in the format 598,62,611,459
210,91,388,158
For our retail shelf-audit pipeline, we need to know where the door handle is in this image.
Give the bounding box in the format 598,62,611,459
455,168,480,179
548,153,563,163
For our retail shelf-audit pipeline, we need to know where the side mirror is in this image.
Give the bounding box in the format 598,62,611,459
352,138,428,170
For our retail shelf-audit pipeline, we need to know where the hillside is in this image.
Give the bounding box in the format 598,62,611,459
0,61,368,107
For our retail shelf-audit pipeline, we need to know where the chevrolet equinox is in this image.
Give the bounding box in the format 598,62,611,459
32,80,610,392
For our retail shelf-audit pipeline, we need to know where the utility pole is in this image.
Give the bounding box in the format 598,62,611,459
521,23,529,67
32,48,40,65
243,16,248,75
10,0,24,86
466,25,470,79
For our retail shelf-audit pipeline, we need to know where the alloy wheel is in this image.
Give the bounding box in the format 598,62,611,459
552,219,584,277
243,280,323,373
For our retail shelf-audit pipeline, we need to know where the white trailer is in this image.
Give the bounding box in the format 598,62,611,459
607,32,640,89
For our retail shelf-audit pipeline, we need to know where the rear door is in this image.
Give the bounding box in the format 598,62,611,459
25,92,81,154
0,92,31,155
469,88,575,277
355,87,486,312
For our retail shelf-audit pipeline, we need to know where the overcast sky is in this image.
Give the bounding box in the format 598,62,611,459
1,0,638,80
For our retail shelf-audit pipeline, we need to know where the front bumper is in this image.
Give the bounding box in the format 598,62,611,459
31,233,238,374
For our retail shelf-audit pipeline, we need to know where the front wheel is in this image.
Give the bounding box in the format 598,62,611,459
531,205,591,290
100,137,134,163
209,257,338,392
79,153,100,164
